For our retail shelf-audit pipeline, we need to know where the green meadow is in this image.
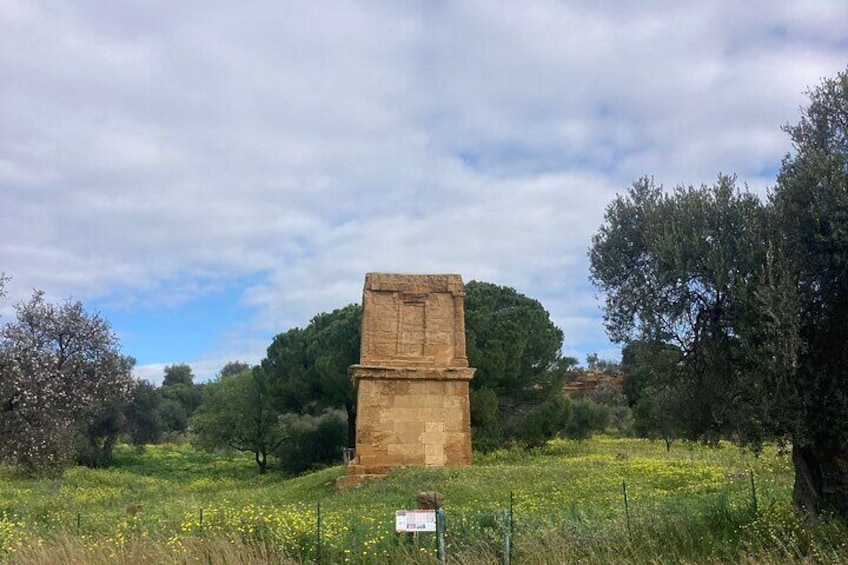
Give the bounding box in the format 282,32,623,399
1,437,846,564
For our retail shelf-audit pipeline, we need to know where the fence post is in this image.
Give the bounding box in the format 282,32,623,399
749,470,758,515
622,481,632,542
508,491,515,563
436,507,447,565
316,501,322,564
502,510,512,565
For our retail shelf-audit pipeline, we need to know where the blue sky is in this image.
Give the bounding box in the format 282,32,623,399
2,1,847,383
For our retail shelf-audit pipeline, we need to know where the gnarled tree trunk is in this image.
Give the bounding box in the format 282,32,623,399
793,440,848,519
255,448,268,474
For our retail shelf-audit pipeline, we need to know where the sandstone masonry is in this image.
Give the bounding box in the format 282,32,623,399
339,274,475,488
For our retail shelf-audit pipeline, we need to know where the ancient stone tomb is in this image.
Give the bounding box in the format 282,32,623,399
341,273,475,486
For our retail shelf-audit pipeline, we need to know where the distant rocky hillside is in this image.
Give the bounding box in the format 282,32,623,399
561,370,623,397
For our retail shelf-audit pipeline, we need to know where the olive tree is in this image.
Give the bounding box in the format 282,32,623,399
590,176,798,448
772,67,848,517
591,84,848,518
0,291,135,472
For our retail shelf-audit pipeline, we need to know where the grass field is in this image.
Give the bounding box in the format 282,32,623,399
1,437,846,563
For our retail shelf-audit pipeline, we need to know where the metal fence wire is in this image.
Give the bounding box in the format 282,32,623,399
2,477,765,565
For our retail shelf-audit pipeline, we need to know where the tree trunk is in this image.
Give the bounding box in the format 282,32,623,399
102,433,118,467
792,440,848,519
255,449,267,474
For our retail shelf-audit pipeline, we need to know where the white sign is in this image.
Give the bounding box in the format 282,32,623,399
395,509,437,532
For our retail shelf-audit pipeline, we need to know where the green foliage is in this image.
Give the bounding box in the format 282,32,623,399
620,340,683,444
782,80,848,405
512,395,572,449
474,392,575,452
586,352,622,375
158,398,189,436
620,340,681,406
124,380,164,447
464,281,576,450
75,397,126,468
159,364,202,434
564,397,610,440
219,361,250,378
261,304,360,447
632,385,684,450
590,176,798,449
585,384,633,435
274,410,347,476
469,387,502,452
465,281,571,403
191,366,285,473
469,386,499,429
162,364,194,387
591,67,848,517
772,66,848,516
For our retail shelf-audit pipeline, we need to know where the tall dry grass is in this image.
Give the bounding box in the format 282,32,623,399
4,535,300,565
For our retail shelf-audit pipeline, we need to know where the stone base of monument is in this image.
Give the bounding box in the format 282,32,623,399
336,365,474,490
335,464,388,490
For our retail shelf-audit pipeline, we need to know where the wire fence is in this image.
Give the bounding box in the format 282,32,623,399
1,472,763,564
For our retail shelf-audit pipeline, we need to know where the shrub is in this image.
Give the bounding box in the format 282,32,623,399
511,395,572,449
564,397,610,440
274,410,346,475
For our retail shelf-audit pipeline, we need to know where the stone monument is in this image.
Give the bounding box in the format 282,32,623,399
339,273,475,488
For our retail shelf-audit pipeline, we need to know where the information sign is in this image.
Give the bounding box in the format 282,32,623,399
395,509,437,532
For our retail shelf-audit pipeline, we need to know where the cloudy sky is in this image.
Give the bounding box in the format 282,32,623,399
2,1,846,383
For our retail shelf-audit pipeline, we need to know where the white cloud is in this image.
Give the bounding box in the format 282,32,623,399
2,1,846,374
